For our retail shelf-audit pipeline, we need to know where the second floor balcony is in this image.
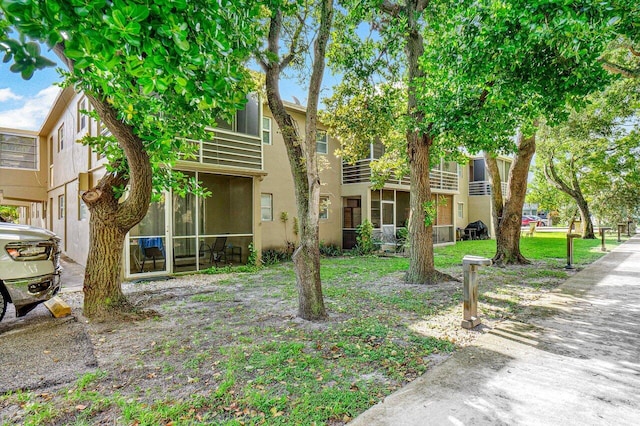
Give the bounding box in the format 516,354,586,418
341,159,459,192
184,128,262,171
469,180,508,196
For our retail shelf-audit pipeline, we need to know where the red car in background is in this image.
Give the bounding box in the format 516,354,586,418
521,216,543,226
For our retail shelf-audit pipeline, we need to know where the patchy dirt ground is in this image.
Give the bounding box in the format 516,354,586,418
0,257,574,425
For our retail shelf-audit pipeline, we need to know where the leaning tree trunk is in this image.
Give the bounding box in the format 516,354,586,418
81,94,153,320
544,156,596,239
487,129,537,265
53,45,153,321
576,197,595,239
264,74,326,321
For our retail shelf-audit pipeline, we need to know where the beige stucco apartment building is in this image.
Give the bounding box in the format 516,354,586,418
0,86,509,280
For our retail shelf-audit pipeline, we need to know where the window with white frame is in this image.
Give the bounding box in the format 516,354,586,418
261,193,273,221
79,195,88,220
58,194,65,219
0,132,38,170
457,202,464,219
319,196,330,220
262,117,272,145
77,97,88,133
316,130,328,154
57,124,64,152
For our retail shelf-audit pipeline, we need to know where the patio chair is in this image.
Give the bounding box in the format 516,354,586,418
140,245,165,272
210,237,227,266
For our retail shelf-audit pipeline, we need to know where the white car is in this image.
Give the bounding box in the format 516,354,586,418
0,222,61,322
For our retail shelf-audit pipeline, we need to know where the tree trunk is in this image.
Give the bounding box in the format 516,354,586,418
81,94,154,321
576,193,596,239
260,3,330,320
52,45,154,321
544,156,596,239
405,134,439,282
402,0,442,283
83,203,128,318
487,129,537,265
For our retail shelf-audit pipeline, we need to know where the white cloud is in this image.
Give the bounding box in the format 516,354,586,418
0,86,60,131
0,88,23,102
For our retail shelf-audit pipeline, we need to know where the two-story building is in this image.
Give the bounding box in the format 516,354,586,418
1,86,510,280
340,142,461,249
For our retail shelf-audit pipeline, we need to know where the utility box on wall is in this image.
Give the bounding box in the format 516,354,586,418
78,173,91,191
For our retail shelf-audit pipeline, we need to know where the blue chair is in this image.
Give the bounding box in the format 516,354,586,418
139,238,165,272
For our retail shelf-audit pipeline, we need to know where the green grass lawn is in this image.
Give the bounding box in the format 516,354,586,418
1,232,627,426
434,231,622,268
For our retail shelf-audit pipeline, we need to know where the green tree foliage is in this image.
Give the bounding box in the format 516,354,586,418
536,77,640,233
0,205,18,222
527,162,575,225
326,0,628,270
1,0,261,320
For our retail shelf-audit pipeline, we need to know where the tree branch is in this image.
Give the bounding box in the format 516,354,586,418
280,14,306,69
600,60,639,78
544,156,577,198
52,42,74,72
416,0,431,13
380,0,400,16
306,0,333,156
569,156,582,195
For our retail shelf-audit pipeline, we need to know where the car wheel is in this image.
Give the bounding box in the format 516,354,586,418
0,286,7,322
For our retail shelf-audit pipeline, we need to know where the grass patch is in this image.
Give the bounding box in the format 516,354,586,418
2,232,623,425
435,232,622,267
191,291,237,303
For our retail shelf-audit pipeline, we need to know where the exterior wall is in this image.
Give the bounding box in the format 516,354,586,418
260,105,342,250
4,83,503,271
41,89,96,264
0,127,48,219
468,195,494,237
454,160,471,236
465,154,515,238
24,201,46,229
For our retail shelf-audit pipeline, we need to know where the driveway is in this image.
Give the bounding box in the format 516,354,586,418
0,255,94,394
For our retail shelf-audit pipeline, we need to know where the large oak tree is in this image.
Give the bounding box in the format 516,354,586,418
1,0,260,320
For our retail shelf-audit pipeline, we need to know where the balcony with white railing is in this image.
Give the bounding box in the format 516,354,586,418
183,128,262,171
341,159,459,192
469,181,508,196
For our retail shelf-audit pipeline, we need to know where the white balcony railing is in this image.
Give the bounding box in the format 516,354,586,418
469,181,508,196
342,159,459,192
184,128,262,170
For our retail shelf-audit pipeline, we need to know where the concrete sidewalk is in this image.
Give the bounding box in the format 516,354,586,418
59,254,85,293
352,236,640,425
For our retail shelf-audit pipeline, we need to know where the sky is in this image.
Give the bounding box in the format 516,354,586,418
0,49,339,132
0,48,63,131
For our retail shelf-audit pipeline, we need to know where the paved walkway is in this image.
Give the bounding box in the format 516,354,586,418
59,254,85,293
352,236,640,425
